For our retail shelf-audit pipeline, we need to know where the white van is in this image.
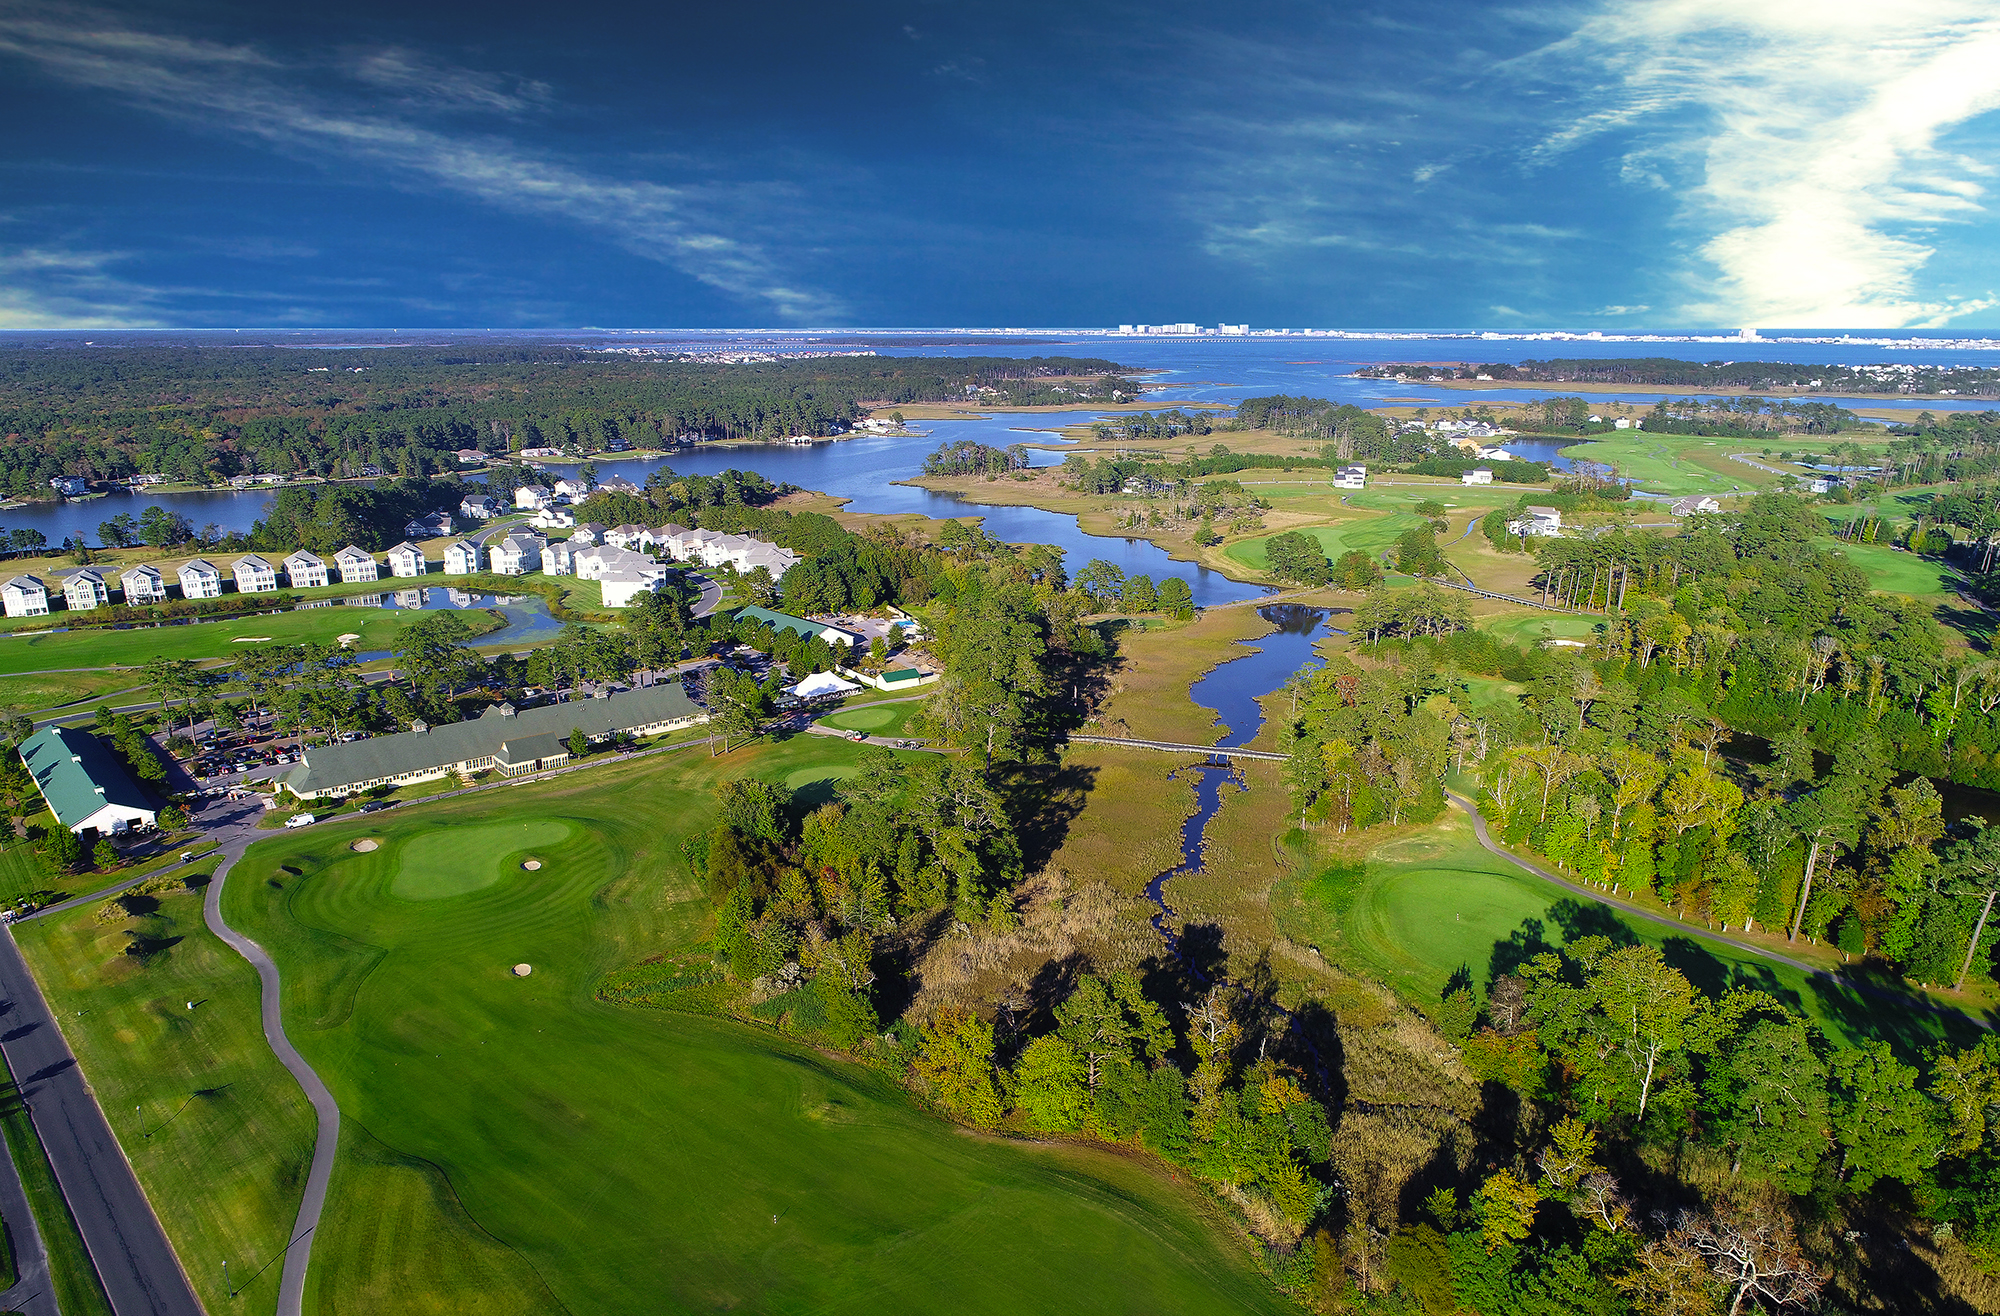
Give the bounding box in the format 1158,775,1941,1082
283,813,316,829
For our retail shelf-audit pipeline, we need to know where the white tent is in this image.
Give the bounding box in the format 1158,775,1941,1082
787,671,861,699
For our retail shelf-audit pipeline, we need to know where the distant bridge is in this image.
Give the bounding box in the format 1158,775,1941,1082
1066,734,1290,762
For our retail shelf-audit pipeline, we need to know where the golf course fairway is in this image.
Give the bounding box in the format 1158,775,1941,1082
227,739,1289,1314
1281,812,1979,1056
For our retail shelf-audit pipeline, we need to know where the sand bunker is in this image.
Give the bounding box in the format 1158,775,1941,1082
512,963,533,977
521,859,542,871
350,838,380,853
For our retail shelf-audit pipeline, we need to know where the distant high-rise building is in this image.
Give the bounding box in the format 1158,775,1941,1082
1218,324,1249,335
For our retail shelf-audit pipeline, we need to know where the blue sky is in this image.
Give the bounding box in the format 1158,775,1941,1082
3,0,2000,331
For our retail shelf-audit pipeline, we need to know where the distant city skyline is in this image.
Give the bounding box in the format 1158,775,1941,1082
2,0,1999,332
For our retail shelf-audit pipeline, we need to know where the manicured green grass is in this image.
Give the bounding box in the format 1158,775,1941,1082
1551,435,1757,496
215,739,1287,1314
391,820,572,900
0,602,504,678
820,701,922,737
10,875,293,1316
1478,611,1602,647
1821,539,1953,598
1280,816,1981,1055
1225,511,1422,571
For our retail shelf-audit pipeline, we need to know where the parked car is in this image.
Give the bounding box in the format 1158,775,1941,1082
359,801,397,813
284,813,316,828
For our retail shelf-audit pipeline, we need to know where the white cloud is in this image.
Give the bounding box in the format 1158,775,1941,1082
1529,0,2000,327
0,245,167,328
0,5,840,320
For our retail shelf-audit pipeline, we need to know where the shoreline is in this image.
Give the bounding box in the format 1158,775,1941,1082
1367,375,1996,406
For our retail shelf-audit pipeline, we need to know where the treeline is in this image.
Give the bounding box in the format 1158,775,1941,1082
0,346,1134,496
921,440,1031,476
1060,446,1324,495
1361,357,2000,396
1638,398,1860,437
1236,396,1435,463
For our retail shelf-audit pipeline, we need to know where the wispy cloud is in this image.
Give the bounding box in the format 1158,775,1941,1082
1527,0,2000,327
0,244,167,328
0,4,840,320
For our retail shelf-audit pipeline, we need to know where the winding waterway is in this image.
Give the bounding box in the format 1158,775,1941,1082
1143,604,1335,961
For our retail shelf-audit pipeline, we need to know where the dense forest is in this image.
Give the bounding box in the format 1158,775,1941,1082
1358,358,2000,397
0,346,1133,497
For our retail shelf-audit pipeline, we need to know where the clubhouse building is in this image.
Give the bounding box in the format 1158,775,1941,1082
282,682,708,800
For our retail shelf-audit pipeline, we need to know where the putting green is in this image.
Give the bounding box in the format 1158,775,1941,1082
392,820,573,900
824,704,896,729
1281,814,1978,1053
784,763,858,791
226,741,1290,1313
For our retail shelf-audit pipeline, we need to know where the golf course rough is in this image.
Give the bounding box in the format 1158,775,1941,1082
231,744,1289,1314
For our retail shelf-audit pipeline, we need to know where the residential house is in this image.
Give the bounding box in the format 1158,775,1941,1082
1333,465,1367,490
1505,506,1564,538
178,559,222,599
553,477,592,501
284,550,329,589
1670,495,1722,516
119,564,166,605
531,507,576,531
541,540,577,577
459,494,501,520
597,475,641,496
601,435,631,452
736,542,799,579
282,683,707,800
514,485,555,511
20,725,156,835
48,476,87,497
454,449,488,466
488,533,545,575
386,542,426,578
231,554,279,593
1612,417,1632,430
571,522,607,546
442,540,482,576
1461,468,1494,485
1,575,47,618
572,545,671,608
62,569,110,612
334,545,379,584
228,473,286,489
604,524,647,550
638,523,683,551
404,510,452,539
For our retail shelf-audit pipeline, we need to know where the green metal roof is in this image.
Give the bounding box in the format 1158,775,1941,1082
20,725,152,829
881,668,923,684
285,681,700,797
733,605,835,642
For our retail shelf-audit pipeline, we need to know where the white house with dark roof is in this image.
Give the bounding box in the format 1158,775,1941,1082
120,564,166,605
1505,506,1564,538
231,554,279,593
334,545,379,584
541,540,576,576
284,550,329,589
1671,495,1722,516
404,511,452,539
514,485,555,511
63,569,109,612
489,533,544,575
605,523,647,549
178,559,222,599
2,575,48,618
571,522,606,546
443,540,482,576
459,494,500,520
386,542,426,578
553,476,592,500
597,475,641,496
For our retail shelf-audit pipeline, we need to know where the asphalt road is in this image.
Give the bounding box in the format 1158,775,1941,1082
0,933,203,1315
0,1107,57,1316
